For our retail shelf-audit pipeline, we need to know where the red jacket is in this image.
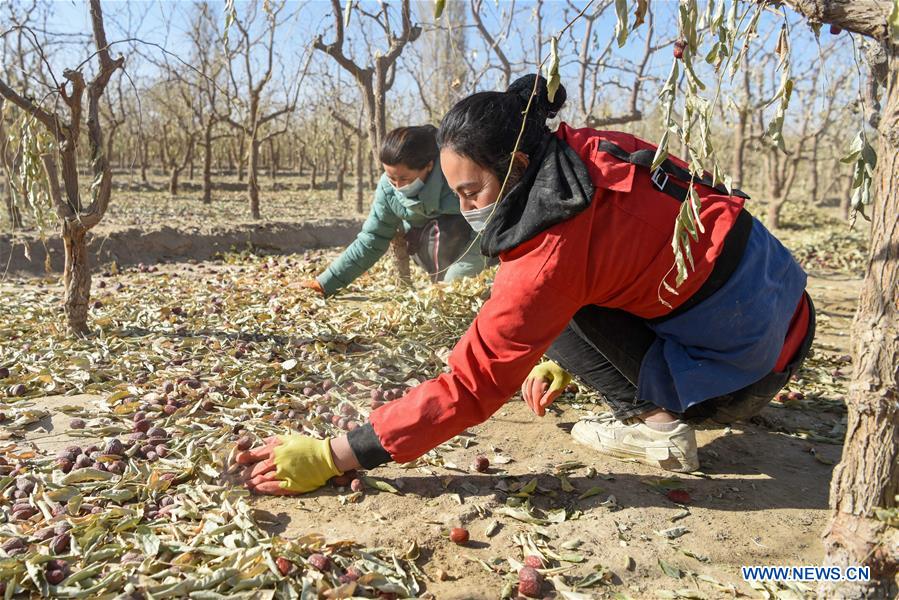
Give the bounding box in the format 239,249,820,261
366,124,752,463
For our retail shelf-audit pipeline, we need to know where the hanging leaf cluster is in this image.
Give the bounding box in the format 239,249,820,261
841,131,877,227
5,113,55,235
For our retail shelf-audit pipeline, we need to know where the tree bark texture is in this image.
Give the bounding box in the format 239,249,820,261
390,231,411,284
202,122,213,204
249,135,260,219
819,38,898,600
169,168,180,196
62,223,91,336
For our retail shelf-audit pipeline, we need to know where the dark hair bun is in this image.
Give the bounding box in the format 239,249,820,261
418,124,438,136
507,74,566,119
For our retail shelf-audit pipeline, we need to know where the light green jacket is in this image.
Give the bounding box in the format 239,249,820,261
316,159,487,295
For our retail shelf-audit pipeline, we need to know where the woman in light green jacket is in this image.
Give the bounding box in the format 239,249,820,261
300,125,489,296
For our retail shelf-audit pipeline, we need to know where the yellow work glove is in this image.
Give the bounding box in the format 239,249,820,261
522,361,572,417
273,435,341,493
239,435,341,495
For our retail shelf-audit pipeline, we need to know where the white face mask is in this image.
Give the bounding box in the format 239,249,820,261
394,177,425,201
461,202,496,232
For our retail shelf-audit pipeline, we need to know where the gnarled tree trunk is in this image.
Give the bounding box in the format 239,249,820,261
313,0,419,284
0,0,124,337
62,222,91,336
766,195,786,230
820,42,899,599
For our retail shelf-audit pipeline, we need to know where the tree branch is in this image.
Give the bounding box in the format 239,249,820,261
81,0,124,226
329,108,364,137
471,0,512,88
258,104,293,126
776,1,892,40
0,77,65,138
40,152,74,221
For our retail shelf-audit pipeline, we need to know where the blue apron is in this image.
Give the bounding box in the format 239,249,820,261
637,218,807,413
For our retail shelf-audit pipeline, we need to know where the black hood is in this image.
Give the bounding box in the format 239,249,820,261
480,134,595,257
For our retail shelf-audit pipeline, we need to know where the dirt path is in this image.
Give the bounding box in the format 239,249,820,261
805,273,861,352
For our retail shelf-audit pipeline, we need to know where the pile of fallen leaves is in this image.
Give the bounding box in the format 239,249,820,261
0,231,855,599
0,252,492,598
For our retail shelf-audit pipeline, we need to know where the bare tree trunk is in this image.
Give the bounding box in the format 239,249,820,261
355,135,364,214
269,138,277,182
237,134,246,182
840,173,854,221
188,154,194,181
62,222,91,336
820,43,899,600
248,134,260,219
733,111,747,189
766,195,786,230
368,153,377,187
4,185,22,228
202,122,213,204
811,137,821,205
390,232,411,284
169,167,180,196
337,147,347,204
140,139,149,184
311,160,318,190
3,181,22,229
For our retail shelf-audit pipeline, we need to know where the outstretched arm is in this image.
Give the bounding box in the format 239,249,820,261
315,177,403,295
356,251,582,465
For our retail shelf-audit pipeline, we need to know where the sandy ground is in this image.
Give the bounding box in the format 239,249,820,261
18,271,860,599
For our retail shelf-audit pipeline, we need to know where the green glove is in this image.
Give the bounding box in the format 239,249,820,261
273,435,342,493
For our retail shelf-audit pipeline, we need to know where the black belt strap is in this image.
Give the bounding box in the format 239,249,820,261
597,140,750,201
593,139,754,322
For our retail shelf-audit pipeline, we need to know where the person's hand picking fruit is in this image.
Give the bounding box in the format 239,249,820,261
521,361,572,417
236,435,351,495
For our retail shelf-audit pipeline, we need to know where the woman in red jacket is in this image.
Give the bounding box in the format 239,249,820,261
238,76,814,494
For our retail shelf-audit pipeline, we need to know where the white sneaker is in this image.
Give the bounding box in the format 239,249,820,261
571,412,699,472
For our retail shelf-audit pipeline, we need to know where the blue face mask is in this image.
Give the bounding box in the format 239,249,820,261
461,202,497,232
394,178,425,204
